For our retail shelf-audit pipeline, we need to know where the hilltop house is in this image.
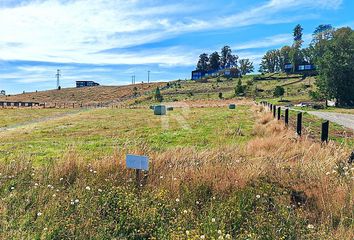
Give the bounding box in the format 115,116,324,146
191,68,240,80
76,81,100,88
284,63,316,73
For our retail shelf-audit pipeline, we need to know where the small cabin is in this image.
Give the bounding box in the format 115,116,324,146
76,81,100,88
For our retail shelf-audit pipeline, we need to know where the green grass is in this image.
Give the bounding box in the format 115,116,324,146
0,106,255,165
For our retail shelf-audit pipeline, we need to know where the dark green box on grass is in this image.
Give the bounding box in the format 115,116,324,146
154,105,166,115
229,104,236,109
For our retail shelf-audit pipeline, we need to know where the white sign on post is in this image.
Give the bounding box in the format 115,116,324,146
126,154,149,171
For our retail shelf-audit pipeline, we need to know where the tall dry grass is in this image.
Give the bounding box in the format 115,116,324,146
0,105,352,239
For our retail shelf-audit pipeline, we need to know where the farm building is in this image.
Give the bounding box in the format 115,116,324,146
76,81,100,88
0,90,5,96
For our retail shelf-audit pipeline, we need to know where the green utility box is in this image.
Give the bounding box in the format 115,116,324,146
154,105,166,115
167,107,174,111
229,104,236,109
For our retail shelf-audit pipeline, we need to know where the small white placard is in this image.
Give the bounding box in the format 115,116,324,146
126,154,149,171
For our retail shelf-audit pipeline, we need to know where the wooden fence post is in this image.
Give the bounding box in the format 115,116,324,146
273,105,276,118
277,107,281,120
297,112,302,136
285,108,289,126
321,120,329,143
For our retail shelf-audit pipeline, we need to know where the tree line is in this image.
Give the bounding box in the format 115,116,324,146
260,24,353,106
196,46,254,76
259,24,335,73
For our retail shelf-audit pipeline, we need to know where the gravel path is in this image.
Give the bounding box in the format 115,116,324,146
307,111,354,131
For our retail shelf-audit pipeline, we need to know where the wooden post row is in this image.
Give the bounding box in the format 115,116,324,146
321,120,329,142
297,112,302,136
277,107,281,120
285,109,289,126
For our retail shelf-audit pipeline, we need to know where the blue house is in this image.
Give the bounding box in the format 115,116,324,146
284,63,315,73
76,81,100,88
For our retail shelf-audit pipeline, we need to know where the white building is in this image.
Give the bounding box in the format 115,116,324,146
0,90,5,96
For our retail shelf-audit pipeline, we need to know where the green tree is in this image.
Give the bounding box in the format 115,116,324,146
196,53,209,71
273,86,285,100
260,49,280,73
290,24,304,72
316,27,354,106
235,79,244,95
279,46,291,72
209,52,221,71
220,46,238,69
239,59,254,76
293,24,303,43
154,87,163,102
311,24,335,64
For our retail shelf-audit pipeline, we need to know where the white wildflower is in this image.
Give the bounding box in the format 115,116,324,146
85,186,91,191
307,224,314,229
175,198,180,202
200,235,205,239
217,230,222,234
186,230,190,235
37,212,42,217
211,218,216,222
98,189,103,192
256,194,261,199
183,210,188,214
225,234,232,239
74,199,79,204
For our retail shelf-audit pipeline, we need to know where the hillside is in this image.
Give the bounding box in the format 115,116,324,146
0,82,164,106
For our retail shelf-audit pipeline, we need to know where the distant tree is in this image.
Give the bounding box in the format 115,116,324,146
290,24,304,72
279,46,291,71
293,24,304,44
316,27,354,106
312,24,334,44
220,46,238,69
260,49,280,73
311,24,335,64
209,52,221,71
235,79,245,95
218,92,223,99
301,47,315,64
154,87,163,102
273,86,285,100
239,59,254,76
196,53,209,71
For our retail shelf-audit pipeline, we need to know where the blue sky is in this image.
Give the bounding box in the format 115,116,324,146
0,0,353,94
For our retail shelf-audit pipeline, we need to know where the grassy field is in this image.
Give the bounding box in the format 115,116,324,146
0,104,255,165
0,103,353,239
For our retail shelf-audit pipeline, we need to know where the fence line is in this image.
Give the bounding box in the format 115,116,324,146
259,101,329,143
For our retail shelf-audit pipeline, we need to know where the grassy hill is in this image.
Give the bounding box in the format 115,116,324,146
0,82,164,106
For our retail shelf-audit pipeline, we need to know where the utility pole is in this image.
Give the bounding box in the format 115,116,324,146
131,75,136,84
56,69,61,89
147,70,150,83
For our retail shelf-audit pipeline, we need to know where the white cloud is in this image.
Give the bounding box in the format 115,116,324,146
0,0,343,66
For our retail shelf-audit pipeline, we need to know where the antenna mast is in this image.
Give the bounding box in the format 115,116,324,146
56,69,61,89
